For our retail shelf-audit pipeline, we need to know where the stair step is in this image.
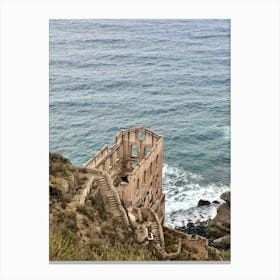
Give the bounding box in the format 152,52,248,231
109,201,117,205
108,201,117,204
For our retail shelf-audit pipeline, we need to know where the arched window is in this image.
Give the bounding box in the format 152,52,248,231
144,170,146,183
145,146,151,155
156,155,159,165
131,144,137,157
150,162,153,175
137,179,139,190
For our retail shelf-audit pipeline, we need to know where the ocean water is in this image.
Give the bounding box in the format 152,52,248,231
49,19,230,227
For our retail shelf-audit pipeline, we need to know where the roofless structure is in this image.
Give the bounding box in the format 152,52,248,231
84,126,165,224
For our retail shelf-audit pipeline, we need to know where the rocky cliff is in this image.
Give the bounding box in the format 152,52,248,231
49,152,223,261
175,191,231,260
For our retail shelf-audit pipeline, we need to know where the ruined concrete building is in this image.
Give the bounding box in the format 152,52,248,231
80,127,207,259
84,126,165,224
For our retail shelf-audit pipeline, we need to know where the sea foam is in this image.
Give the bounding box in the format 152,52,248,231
162,163,230,227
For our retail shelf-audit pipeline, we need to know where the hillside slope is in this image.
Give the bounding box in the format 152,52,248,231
49,152,228,261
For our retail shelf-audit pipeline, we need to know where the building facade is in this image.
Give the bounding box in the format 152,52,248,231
84,126,165,223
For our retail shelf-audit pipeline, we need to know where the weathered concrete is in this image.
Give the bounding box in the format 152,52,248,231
84,126,165,223
81,127,208,260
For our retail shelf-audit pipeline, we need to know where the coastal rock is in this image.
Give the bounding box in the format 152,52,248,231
212,200,220,204
220,191,230,205
181,238,209,260
212,234,230,249
197,199,210,207
175,221,208,238
207,203,230,239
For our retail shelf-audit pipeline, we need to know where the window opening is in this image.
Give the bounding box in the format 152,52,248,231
131,144,137,157
145,146,151,155
138,130,145,140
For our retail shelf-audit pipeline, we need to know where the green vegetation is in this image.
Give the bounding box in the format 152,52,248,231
76,205,95,222
207,246,230,261
50,230,78,261
49,229,157,261
50,152,225,262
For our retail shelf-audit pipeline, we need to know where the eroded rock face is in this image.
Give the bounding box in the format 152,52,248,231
207,203,230,239
212,234,230,249
220,191,230,205
206,191,231,253
180,238,209,260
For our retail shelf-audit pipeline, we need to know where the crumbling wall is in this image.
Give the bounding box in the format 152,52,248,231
84,127,165,223
84,144,124,178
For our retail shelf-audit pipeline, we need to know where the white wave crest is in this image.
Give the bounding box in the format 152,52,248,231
162,163,230,227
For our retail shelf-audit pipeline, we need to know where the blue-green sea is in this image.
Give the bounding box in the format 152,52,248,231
49,19,230,226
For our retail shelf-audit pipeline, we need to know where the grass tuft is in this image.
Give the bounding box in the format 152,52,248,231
208,246,230,261
77,205,95,222
50,229,157,261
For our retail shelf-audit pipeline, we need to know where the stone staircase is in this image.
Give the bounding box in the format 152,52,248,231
152,238,182,260
147,208,181,260
95,173,130,228
75,167,182,260
151,221,162,246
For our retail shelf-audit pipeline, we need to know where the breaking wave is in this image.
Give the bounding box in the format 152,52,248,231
162,163,230,227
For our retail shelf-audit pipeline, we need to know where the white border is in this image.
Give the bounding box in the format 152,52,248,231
0,0,279,279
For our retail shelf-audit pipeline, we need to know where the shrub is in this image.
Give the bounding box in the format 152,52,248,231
77,205,95,222
208,246,230,261
90,191,107,220
49,230,78,261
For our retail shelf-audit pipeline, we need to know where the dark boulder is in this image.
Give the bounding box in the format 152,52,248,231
197,199,211,207
212,200,220,204
176,221,208,238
